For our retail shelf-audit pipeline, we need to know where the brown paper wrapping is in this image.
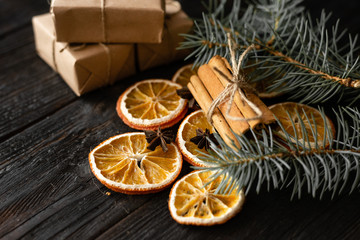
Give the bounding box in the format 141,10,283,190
137,10,193,71
51,0,165,43
32,14,136,96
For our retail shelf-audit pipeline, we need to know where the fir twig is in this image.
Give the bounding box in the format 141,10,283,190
180,0,360,104
196,106,360,199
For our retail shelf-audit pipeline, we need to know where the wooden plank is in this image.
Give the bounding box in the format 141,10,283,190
0,26,35,56
0,97,141,238
96,188,360,240
3,183,152,239
0,24,75,141
1,0,360,239
0,52,77,141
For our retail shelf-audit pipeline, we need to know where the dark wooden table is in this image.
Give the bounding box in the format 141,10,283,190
1,0,360,239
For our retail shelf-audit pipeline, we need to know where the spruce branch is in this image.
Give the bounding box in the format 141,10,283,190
196,106,360,199
180,0,360,104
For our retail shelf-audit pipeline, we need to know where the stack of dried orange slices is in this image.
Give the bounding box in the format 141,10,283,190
88,73,247,226
90,79,187,195
88,64,337,227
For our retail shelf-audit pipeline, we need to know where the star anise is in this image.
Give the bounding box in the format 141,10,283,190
176,86,200,110
190,128,218,151
144,127,174,152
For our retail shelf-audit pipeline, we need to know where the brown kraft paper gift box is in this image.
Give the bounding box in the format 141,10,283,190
50,0,165,43
32,13,136,96
137,10,193,71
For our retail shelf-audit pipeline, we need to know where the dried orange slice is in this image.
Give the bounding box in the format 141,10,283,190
176,110,216,167
117,79,187,130
172,64,198,87
169,171,245,226
89,132,182,194
269,102,335,148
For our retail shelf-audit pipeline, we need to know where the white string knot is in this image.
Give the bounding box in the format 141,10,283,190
206,33,263,124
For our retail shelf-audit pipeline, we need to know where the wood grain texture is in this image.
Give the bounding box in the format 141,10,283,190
0,26,78,141
1,0,360,239
94,185,360,240
1,82,162,239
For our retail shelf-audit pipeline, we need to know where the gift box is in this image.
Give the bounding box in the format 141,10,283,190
137,10,193,71
32,14,136,96
32,8,193,96
50,0,165,43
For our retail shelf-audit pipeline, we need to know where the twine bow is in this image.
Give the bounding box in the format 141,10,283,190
207,33,263,124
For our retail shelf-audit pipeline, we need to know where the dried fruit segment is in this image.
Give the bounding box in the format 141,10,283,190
117,79,188,130
89,132,182,194
169,171,245,225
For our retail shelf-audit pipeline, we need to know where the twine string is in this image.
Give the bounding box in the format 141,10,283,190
101,0,107,43
51,39,59,72
50,0,58,71
206,33,263,124
50,0,107,42
99,43,111,85
59,43,87,52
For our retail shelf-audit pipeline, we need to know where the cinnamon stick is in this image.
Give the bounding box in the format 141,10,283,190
188,75,239,147
208,56,275,126
197,64,250,134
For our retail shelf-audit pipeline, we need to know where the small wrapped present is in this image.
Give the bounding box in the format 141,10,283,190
32,14,136,96
137,10,193,71
50,0,165,43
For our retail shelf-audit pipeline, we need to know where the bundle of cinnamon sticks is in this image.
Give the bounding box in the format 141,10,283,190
188,56,275,146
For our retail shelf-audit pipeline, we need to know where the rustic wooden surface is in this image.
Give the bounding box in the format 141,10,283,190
1,0,360,239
